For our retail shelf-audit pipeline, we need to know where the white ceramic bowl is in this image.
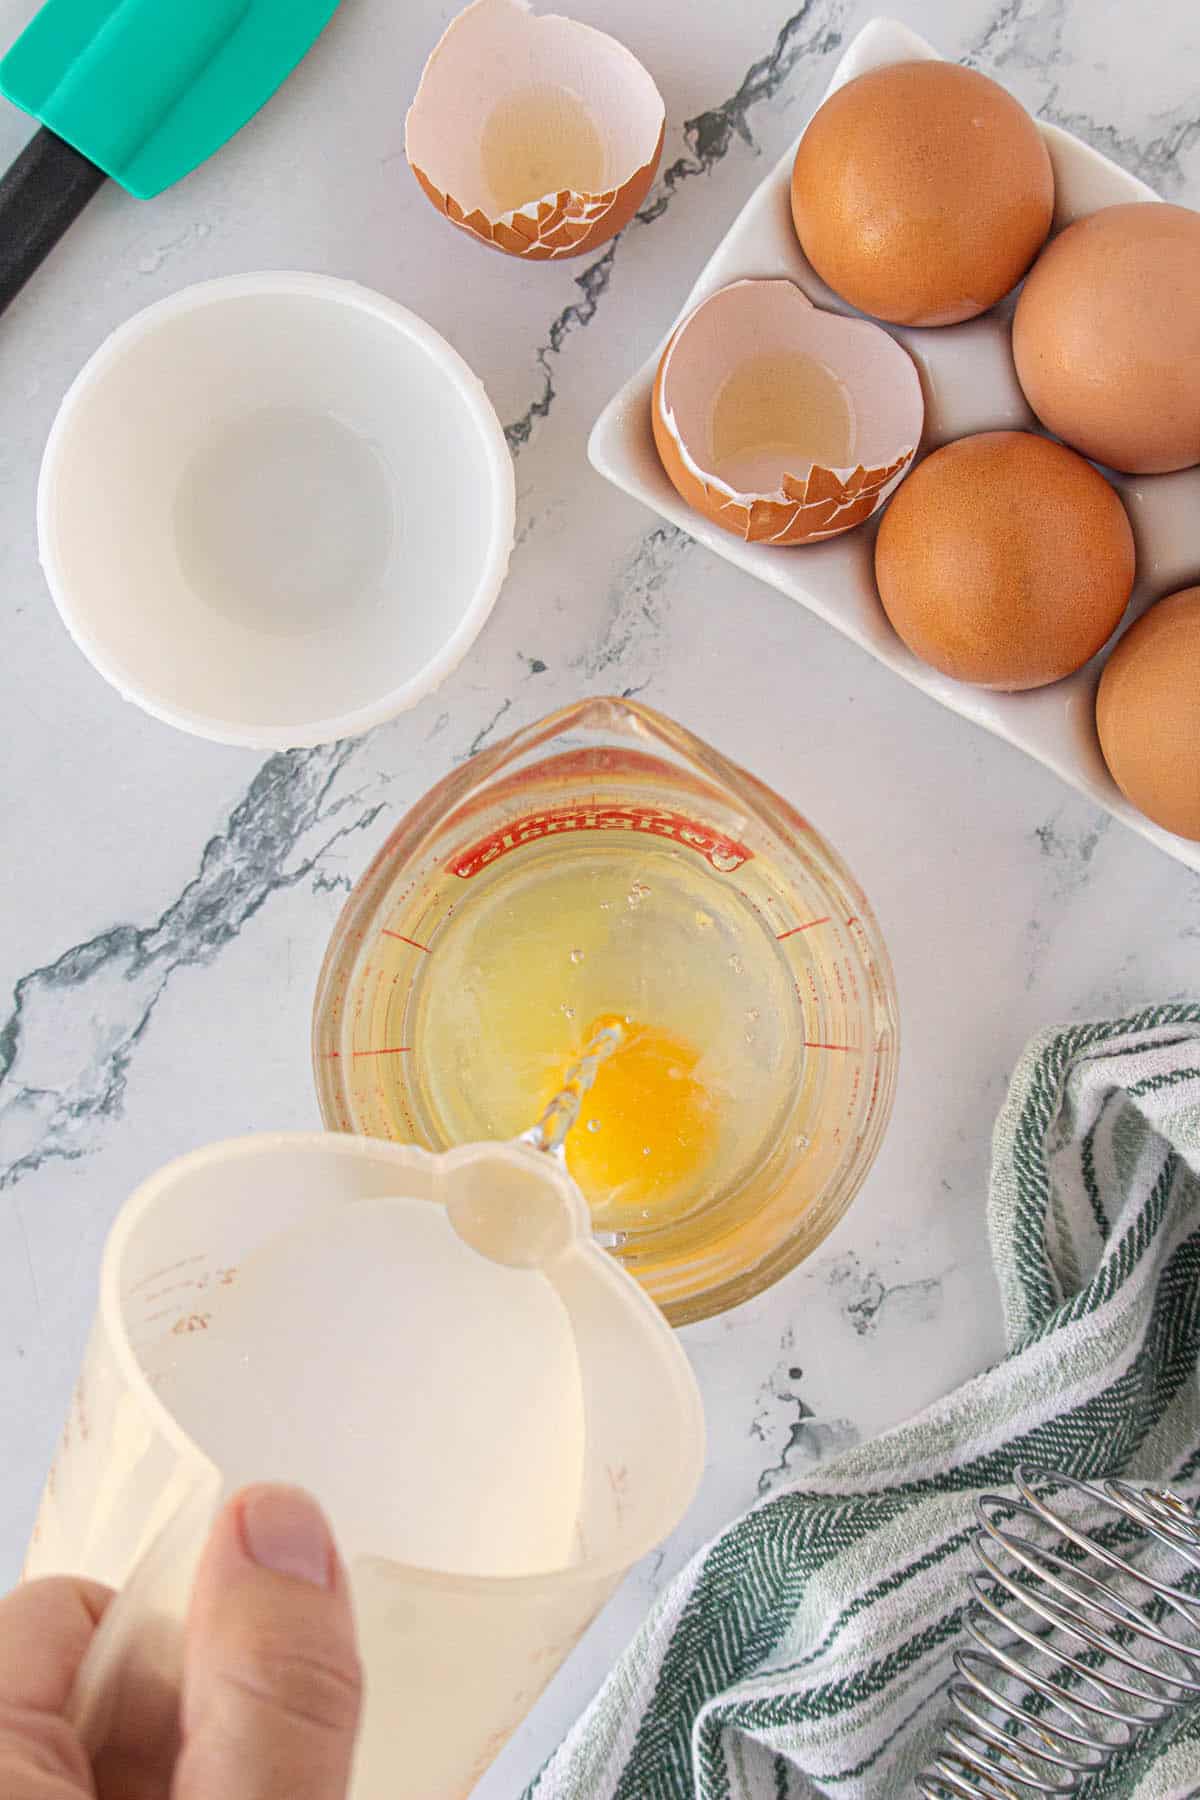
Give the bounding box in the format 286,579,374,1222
589,19,1200,874
39,273,515,749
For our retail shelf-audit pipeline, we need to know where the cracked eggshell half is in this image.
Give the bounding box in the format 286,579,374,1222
405,0,665,261
651,279,924,546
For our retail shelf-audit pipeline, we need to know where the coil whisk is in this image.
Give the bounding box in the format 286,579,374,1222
917,1463,1200,1797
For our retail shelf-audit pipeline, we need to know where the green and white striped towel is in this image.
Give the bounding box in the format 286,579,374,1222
527,1005,1200,1800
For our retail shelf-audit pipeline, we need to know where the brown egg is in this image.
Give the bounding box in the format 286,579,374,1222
1096,587,1200,840
874,432,1135,690
790,62,1053,327
1013,203,1200,474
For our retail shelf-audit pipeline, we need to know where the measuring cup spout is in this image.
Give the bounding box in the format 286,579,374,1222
440,1140,591,1270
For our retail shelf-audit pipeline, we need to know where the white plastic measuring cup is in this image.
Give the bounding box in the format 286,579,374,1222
25,1132,704,1799
38,273,516,748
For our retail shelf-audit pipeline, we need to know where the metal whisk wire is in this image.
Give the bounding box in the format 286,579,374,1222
917,1464,1200,1798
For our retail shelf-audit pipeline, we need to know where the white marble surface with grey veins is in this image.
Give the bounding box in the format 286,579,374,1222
2,0,1199,1791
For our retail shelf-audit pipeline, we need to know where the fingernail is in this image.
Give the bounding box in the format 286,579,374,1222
238,1486,335,1590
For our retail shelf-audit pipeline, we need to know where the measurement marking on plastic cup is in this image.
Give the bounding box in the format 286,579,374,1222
127,1254,207,1297
776,917,830,940
382,930,431,954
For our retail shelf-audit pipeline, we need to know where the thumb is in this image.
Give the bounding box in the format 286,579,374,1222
173,1485,362,1800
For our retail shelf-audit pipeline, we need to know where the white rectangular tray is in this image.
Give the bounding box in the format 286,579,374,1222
589,17,1200,875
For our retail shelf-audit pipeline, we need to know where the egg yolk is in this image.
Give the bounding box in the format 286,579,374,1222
550,1013,719,1222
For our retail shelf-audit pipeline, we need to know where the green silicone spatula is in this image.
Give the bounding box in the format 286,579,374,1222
0,0,342,316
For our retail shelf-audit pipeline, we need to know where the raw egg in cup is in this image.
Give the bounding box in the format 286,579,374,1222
652,279,923,546
405,0,664,260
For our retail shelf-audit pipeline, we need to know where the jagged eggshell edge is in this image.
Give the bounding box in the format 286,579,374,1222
652,279,924,546
405,0,665,261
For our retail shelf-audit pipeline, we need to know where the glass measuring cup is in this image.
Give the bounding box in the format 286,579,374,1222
313,697,899,1324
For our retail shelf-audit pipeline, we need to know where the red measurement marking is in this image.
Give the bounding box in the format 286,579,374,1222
351,1046,412,1058
382,931,431,954
127,1254,207,1297
776,917,830,940
450,805,752,878
804,1041,858,1052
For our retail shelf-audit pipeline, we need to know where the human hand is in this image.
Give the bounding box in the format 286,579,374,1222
0,1483,362,1799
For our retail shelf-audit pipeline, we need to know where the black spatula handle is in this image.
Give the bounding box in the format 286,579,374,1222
0,126,108,316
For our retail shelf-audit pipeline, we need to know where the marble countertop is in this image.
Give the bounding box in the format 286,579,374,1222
2,0,1198,1792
